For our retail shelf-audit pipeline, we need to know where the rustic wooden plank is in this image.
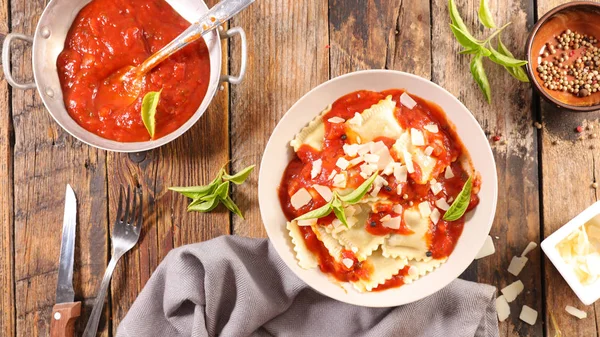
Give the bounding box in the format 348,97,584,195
537,3,600,336
0,0,15,334
9,0,110,336
431,1,541,336
230,0,330,237
108,0,231,331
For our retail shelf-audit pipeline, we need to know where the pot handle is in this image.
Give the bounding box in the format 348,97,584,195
2,33,36,90
219,27,247,84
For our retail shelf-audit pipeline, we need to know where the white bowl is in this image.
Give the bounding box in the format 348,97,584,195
541,201,600,305
258,70,498,307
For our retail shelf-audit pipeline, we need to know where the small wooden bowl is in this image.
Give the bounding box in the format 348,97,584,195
526,1,600,112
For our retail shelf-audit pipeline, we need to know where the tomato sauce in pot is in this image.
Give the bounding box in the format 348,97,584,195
57,0,211,142
278,90,480,290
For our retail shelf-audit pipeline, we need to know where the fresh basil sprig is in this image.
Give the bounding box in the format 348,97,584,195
169,164,255,218
141,90,161,138
448,0,528,103
443,176,473,221
295,173,378,228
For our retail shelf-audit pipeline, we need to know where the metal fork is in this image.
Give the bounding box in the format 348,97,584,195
83,186,143,337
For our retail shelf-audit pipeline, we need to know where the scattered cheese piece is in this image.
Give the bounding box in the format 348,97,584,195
382,161,397,176
430,208,441,224
332,218,342,227
297,219,317,227
348,156,365,167
475,235,495,259
519,305,538,326
382,216,401,229
333,174,347,188
357,143,371,155
311,159,322,179
501,280,524,302
424,146,434,156
408,265,418,277
328,170,338,180
313,184,333,202
370,176,388,197
363,153,380,164
423,124,439,133
565,305,587,319
435,198,450,211
371,143,394,170
356,136,361,144
394,165,408,183
403,151,415,173
343,144,360,157
400,92,417,109
347,112,363,126
445,166,455,179
290,188,312,209
342,258,354,268
336,157,350,170
430,181,443,195
508,256,528,276
392,204,403,214
496,296,510,322
411,128,425,146
327,116,345,123
360,163,378,177
521,242,538,257
418,201,431,218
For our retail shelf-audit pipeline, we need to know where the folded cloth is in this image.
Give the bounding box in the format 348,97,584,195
116,236,498,337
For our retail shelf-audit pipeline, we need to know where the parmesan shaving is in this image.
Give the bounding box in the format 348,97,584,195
313,184,333,202
501,280,524,302
430,208,440,224
328,170,338,180
565,305,587,319
328,116,345,124
519,305,538,325
556,215,600,285
445,166,455,179
400,92,417,109
290,188,312,209
424,146,434,156
435,198,450,211
475,235,495,259
507,256,528,276
347,112,363,126
297,219,317,227
521,241,538,257
336,157,350,170
418,201,431,218
333,174,347,188
311,159,322,179
423,124,439,133
496,296,510,322
411,128,425,146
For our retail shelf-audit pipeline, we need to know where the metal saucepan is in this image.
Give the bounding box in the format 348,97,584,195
2,0,247,152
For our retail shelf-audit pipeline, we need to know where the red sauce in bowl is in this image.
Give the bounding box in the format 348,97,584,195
278,90,480,290
57,0,211,142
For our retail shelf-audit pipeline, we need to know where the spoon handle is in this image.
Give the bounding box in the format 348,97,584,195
136,0,254,75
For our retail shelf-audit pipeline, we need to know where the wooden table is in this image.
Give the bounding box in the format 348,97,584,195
1,0,599,336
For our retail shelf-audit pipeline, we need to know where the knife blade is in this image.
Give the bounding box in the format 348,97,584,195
50,184,81,337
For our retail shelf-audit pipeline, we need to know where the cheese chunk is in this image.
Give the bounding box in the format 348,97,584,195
521,241,538,257
297,219,317,227
435,198,450,211
501,280,524,302
508,256,528,276
394,165,408,182
313,184,333,202
519,305,538,325
424,124,439,133
400,92,417,109
475,235,495,259
291,188,312,209
382,216,401,229
430,209,440,224
565,305,587,319
496,296,510,322
311,159,322,179
336,157,350,170
328,117,345,123
556,216,600,285
411,128,425,146
445,166,455,179
418,201,431,218
347,112,363,127
333,174,347,188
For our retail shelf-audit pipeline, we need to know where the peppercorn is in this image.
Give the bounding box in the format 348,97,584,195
384,186,392,192
426,251,433,257
370,221,377,227
340,134,347,140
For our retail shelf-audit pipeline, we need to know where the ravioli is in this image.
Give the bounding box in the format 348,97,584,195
402,258,447,284
351,250,408,292
346,96,404,142
287,221,319,269
382,208,431,261
290,105,331,152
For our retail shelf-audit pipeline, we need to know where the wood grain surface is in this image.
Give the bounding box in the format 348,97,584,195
1,0,599,336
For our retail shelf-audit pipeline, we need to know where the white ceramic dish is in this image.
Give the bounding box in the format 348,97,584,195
541,201,600,305
258,70,498,307
2,0,247,152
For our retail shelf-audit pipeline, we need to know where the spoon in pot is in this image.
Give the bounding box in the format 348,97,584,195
95,0,254,111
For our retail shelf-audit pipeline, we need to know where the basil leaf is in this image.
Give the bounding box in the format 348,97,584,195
169,184,216,199
223,165,255,185
443,176,473,221
459,48,478,55
215,181,230,199
188,196,220,212
332,203,349,228
470,53,492,103
222,196,244,219
294,202,333,221
448,0,476,40
141,90,161,138
488,46,527,67
497,36,530,82
478,0,496,28
450,24,482,51
460,46,491,57
339,173,379,204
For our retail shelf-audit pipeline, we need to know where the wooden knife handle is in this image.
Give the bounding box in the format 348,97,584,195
50,302,81,337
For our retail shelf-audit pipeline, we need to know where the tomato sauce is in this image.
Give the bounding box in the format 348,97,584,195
57,0,210,142
278,90,480,290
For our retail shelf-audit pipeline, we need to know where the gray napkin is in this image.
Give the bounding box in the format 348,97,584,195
116,236,498,337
